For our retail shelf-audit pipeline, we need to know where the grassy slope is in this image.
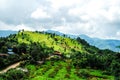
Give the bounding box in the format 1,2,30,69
25,61,114,80
16,31,85,54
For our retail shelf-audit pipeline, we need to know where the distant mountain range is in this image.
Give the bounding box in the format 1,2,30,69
0,30,120,52
79,34,120,52
0,30,17,37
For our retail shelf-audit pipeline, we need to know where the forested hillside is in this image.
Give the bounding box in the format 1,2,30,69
0,30,119,80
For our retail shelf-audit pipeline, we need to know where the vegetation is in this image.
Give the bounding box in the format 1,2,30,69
0,30,119,80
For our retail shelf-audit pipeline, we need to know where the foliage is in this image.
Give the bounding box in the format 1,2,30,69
0,69,26,80
0,54,20,69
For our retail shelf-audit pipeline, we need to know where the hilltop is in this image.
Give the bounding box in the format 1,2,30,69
15,31,87,54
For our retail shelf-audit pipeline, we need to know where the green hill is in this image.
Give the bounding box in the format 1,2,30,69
0,30,119,80
15,31,85,54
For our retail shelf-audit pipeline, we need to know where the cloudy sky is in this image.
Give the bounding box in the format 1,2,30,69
0,0,120,39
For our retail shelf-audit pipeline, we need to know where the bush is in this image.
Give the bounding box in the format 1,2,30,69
48,66,60,78
66,66,71,73
50,61,54,66
41,66,50,75
81,70,90,78
102,71,111,75
3,69,26,80
48,72,55,78
75,69,90,78
65,74,70,78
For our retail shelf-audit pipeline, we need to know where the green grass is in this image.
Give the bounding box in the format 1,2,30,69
24,60,114,80
16,31,85,54
90,69,114,79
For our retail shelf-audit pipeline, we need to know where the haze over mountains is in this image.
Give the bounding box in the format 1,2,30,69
79,34,120,52
0,30,120,52
0,30,17,37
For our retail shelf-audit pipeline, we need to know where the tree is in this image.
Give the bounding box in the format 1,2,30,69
29,43,43,61
76,37,89,46
18,43,27,54
5,69,26,80
0,57,5,69
0,41,5,49
110,60,120,80
12,46,18,53
1,46,8,53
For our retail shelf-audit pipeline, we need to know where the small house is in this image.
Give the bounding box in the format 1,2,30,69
8,48,14,54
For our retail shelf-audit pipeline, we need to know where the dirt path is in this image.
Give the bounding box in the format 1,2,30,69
0,62,21,74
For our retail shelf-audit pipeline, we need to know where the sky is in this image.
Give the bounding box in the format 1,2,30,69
0,0,120,39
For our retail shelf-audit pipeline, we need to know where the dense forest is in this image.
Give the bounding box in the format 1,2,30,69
0,30,120,80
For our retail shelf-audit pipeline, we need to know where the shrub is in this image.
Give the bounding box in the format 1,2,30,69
75,69,90,78
48,66,60,78
54,67,59,72
65,74,70,78
50,61,54,66
80,70,90,78
48,72,55,78
102,71,111,75
66,65,71,73
41,66,50,75
5,69,26,80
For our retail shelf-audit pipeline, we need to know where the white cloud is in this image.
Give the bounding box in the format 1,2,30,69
0,21,15,30
0,21,34,31
117,31,120,36
1,0,120,39
47,0,84,10
0,0,7,9
31,8,51,19
68,0,120,21
51,22,98,36
15,24,35,31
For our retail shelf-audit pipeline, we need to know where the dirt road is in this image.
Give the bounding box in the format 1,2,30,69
0,62,21,74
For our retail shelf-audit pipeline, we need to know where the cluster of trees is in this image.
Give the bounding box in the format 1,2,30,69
0,69,27,80
29,42,54,61
0,38,8,53
0,33,54,69
0,54,21,69
72,38,120,79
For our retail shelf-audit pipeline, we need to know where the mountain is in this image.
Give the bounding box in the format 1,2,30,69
79,34,120,52
0,30,120,52
0,30,117,80
0,30,17,37
13,31,86,54
46,30,120,52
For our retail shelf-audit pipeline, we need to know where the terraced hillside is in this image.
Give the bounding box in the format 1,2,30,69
24,60,114,80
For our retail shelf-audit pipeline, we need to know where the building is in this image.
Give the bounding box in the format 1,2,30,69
8,48,14,54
